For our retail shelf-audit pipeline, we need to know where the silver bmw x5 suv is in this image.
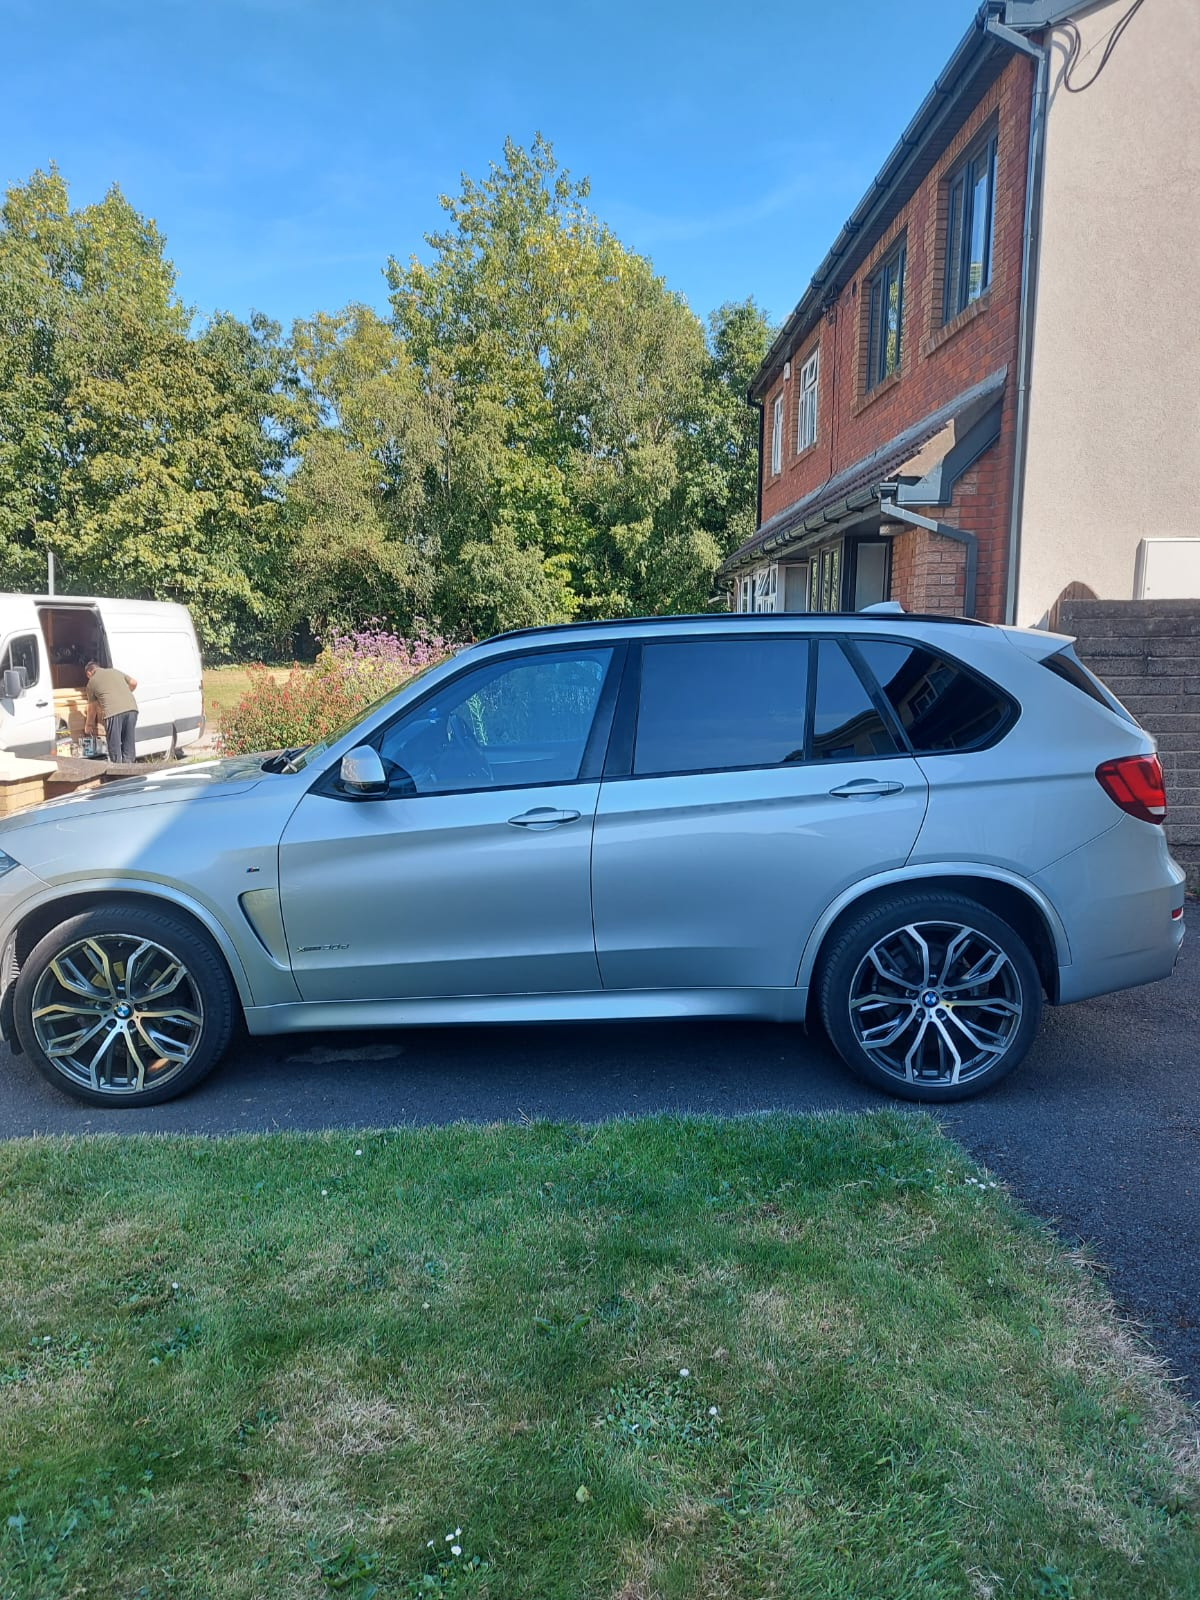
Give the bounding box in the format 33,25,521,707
0,611,1185,1107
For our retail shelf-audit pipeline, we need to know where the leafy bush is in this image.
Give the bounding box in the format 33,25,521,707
217,624,452,756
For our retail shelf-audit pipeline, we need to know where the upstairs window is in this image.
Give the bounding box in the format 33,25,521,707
796,348,819,451
866,240,906,390
944,133,997,320
770,392,784,474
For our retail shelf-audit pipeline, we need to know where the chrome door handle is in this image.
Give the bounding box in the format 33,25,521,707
828,778,904,799
507,807,582,829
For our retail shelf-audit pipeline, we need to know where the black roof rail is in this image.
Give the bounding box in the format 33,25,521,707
489,612,994,643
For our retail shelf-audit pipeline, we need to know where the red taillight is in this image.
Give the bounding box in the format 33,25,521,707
1095,754,1167,825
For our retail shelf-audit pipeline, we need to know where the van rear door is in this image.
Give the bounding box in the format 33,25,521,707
0,596,55,757
94,600,204,757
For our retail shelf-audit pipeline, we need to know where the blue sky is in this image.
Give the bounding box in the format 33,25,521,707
4,0,971,334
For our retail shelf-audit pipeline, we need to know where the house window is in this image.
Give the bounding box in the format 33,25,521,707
809,543,842,613
770,392,784,474
752,565,778,613
866,240,906,390
944,133,997,320
796,349,818,452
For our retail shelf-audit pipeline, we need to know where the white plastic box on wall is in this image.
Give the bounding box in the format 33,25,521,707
1133,539,1200,600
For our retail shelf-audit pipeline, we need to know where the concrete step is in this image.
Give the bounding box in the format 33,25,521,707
1105,677,1200,698
1120,694,1200,716
1124,713,1200,735
1159,768,1200,790
1069,616,1200,639
1150,732,1200,753
1061,600,1200,620
1077,639,1200,661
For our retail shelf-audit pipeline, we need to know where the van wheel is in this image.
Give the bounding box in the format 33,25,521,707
818,892,1042,1102
13,905,237,1107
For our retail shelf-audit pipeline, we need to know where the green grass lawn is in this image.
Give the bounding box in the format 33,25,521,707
1,1113,1196,1600
203,665,309,730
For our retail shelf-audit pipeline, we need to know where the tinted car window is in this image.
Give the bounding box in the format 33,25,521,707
378,649,612,794
1041,648,1137,725
812,639,899,760
634,638,809,775
855,639,1011,752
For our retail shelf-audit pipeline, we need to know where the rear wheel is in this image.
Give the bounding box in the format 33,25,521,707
14,905,237,1106
818,892,1042,1102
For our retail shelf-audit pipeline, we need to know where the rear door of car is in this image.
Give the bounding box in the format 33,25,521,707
590,631,929,991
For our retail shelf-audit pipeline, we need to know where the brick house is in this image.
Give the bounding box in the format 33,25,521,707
720,0,1199,625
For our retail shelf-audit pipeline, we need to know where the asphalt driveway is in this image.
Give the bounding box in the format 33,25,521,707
2,937,1197,1394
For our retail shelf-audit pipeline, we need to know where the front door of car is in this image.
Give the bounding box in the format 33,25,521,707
278,645,620,1003
591,635,929,990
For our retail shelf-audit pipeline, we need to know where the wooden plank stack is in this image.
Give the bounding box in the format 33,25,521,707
53,688,97,742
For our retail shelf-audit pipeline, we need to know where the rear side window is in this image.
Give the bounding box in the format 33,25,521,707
1041,647,1137,725
854,639,1012,752
812,639,899,760
634,638,808,775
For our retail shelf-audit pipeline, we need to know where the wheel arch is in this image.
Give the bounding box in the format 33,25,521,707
9,887,254,1010
798,867,1068,1018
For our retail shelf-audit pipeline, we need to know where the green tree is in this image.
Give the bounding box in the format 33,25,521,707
383,137,717,634
283,306,440,639
0,169,298,655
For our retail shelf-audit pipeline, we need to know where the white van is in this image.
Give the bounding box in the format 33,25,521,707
0,595,204,760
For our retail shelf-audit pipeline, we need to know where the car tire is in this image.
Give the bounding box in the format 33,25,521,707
13,904,237,1107
818,892,1042,1103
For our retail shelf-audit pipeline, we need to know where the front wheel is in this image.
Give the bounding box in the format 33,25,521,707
13,905,237,1106
818,893,1042,1102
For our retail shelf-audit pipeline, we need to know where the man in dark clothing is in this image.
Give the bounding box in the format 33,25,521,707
84,660,139,763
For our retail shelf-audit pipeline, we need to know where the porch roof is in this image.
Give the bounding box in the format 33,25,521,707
719,366,1007,580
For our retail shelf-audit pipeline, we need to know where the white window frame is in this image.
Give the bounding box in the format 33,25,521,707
752,564,779,613
770,393,784,475
796,348,819,452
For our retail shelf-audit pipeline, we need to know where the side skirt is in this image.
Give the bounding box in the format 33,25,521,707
243,987,811,1036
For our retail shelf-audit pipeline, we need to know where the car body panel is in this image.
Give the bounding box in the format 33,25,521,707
278,781,604,1001
1036,815,1186,1003
0,613,1185,1083
242,984,811,1036
791,859,1076,991
592,757,928,989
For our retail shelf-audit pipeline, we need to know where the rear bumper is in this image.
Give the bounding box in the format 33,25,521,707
1038,819,1186,1005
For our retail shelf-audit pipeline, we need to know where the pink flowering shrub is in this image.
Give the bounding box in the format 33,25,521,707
218,623,454,756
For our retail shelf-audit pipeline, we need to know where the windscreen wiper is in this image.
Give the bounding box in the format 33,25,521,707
261,746,307,774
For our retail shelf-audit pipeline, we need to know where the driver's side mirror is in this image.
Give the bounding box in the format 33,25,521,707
339,745,388,796
3,667,26,699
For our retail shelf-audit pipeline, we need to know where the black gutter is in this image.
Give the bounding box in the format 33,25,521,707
750,5,1001,402
879,489,979,618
